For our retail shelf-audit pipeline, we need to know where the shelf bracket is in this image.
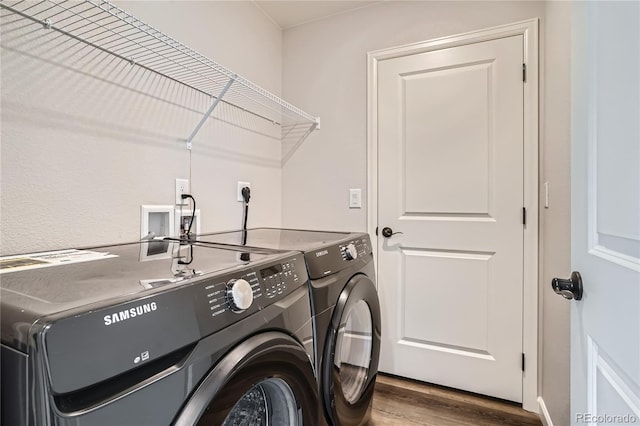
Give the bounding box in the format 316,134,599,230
185,77,235,150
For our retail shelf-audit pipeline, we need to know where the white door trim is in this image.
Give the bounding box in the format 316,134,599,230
366,18,539,412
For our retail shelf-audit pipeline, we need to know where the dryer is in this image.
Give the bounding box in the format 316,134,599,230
192,228,381,426
1,240,318,425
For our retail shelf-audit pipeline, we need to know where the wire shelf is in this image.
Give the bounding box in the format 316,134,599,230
0,0,319,162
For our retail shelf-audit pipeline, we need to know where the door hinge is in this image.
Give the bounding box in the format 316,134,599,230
522,63,526,82
522,353,525,371
375,227,379,236
522,207,527,226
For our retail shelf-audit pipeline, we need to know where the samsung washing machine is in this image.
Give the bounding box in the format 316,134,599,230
1,239,319,426
193,228,381,426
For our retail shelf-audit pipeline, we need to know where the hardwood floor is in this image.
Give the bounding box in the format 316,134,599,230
369,374,542,426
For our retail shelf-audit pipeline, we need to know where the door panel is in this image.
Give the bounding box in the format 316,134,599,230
571,2,640,424
403,62,491,215
402,249,492,353
377,35,524,402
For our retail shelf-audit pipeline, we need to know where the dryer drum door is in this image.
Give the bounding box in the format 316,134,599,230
174,332,318,426
322,274,381,425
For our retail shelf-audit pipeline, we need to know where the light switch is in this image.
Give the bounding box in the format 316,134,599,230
349,189,362,209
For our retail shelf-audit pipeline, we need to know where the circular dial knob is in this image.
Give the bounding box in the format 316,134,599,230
226,279,254,313
343,243,358,261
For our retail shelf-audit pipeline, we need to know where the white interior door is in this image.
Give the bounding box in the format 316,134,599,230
377,35,525,402
570,2,640,425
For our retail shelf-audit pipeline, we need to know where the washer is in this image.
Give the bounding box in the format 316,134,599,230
1,240,318,426
193,228,381,426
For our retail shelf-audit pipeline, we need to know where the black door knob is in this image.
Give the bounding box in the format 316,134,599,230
381,227,403,238
551,271,583,301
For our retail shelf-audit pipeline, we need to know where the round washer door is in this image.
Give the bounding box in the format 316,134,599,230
322,274,381,425
174,332,318,426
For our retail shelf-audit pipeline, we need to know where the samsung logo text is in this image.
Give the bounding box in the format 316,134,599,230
104,302,157,326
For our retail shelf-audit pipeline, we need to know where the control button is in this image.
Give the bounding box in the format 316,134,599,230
343,243,358,261
226,279,254,313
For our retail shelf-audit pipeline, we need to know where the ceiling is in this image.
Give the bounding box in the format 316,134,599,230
254,1,382,29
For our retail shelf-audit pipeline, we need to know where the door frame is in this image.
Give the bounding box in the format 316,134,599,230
366,19,539,412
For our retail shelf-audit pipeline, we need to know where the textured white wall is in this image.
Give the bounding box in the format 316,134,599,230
282,2,570,425
281,1,547,231
1,1,282,255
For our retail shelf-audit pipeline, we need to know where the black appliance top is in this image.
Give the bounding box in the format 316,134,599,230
197,228,361,252
195,228,373,280
1,240,310,396
0,240,295,342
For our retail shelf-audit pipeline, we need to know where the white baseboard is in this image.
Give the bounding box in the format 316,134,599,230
538,396,554,426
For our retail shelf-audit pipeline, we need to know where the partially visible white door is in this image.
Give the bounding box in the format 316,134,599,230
570,2,640,425
377,35,525,402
